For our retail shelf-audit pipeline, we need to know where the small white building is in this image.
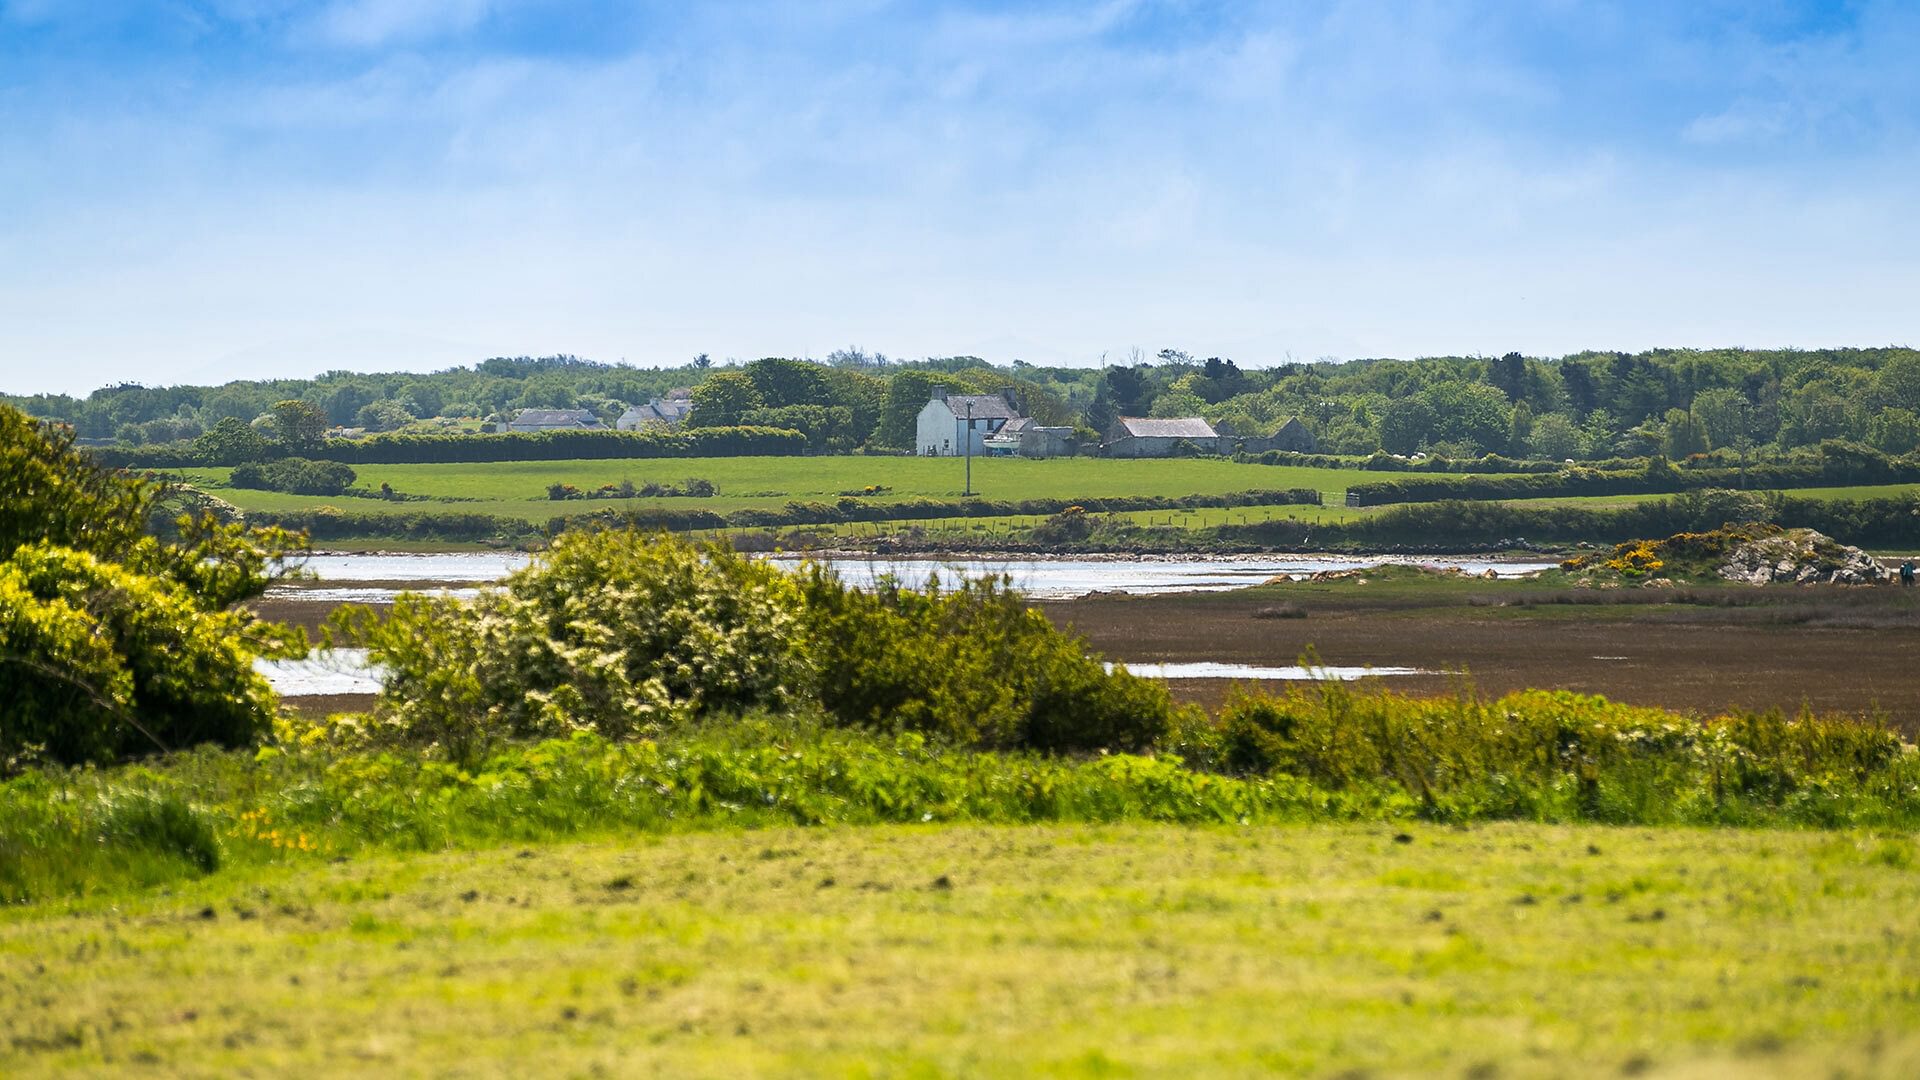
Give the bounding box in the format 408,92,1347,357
1102,416,1223,457
915,387,1026,456
507,408,604,433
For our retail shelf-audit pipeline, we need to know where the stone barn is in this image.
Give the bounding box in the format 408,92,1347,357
1102,417,1223,457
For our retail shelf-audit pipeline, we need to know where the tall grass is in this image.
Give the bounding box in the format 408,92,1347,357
1189,684,1914,827
6,690,1918,905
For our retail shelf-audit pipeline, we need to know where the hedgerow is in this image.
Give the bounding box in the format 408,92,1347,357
92,425,809,469
1342,442,1920,506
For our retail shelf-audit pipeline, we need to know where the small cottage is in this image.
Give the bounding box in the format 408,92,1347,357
616,393,696,431
915,387,1026,456
507,408,604,433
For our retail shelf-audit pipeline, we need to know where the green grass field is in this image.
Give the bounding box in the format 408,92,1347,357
177,456,1374,522
6,822,1917,1077
172,456,1920,549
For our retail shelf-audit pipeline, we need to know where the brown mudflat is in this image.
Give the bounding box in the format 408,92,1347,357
260,575,1920,734
1042,581,1920,732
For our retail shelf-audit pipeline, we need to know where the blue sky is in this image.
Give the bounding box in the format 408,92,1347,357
2,1,1916,393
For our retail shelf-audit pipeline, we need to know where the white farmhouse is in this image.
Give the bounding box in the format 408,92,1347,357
914,387,1026,456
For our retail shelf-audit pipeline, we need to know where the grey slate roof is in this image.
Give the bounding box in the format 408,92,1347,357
618,398,696,426
512,408,602,428
1113,417,1218,440
941,393,1024,420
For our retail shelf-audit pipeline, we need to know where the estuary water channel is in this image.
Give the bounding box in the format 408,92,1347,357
257,651,1434,697
273,551,1555,604
257,551,1551,698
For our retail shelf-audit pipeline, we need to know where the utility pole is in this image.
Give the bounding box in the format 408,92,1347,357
963,401,974,497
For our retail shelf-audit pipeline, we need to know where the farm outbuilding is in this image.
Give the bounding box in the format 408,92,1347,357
1102,417,1224,457
1267,416,1317,453
983,417,1077,458
1226,416,1318,455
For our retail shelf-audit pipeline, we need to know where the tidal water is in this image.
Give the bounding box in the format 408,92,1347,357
277,552,1554,602
258,651,1431,697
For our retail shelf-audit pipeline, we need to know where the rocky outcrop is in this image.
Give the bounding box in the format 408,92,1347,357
1715,528,1888,586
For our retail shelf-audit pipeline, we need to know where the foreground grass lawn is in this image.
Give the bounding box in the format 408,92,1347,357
5,823,1918,1077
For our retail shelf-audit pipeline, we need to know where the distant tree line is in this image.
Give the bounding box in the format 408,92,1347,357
14,346,1920,463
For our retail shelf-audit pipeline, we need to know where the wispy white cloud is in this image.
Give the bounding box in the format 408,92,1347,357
1683,99,1794,145
308,0,499,48
3,2,1920,391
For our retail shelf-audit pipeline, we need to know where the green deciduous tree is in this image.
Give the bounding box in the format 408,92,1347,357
1378,396,1437,455
1427,382,1513,455
191,417,275,465
1527,412,1583,460
1580,410,1619,459
398,382,445,419
743,357,832,409
1874,355,1920,412
1868,408,1920,455
267,399,329,454
1690,388,1749,450
687,371,765,427
1663,407,1710,458
355,399,417,433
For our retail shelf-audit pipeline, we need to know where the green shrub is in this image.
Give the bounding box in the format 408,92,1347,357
230,457,357,495
334,530,809,763
0,405,306,770
798,568,1173,752
332,531,1173,761
0,544,284,767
